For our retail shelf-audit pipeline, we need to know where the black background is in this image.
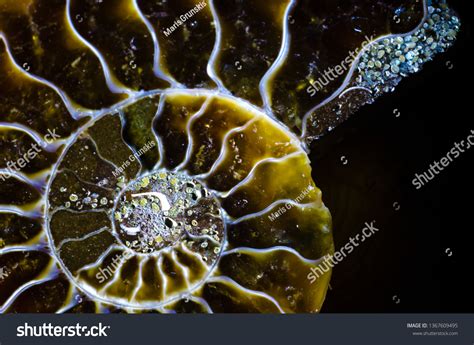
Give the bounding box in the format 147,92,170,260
311,0,473,312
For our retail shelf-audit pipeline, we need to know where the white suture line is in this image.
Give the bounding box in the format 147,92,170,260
83,133,122,174
187,296,214,313
96,304,111,313
48,206,110,219
0,169,46,191
337,86,373,99
0,206,42,219
55,285,83,314
0,264,59,313
0,244,47,256
130,256,146,302
299,0,430,139
178,243,209,271
132,0,181,87
0,122,67,152
151,95,167,169
185,231,220,246
207,276,285,313
259,0,296,118
222,246,322,265
157,306,177,314
196,118,259,180
156,255,168,298
174,96,215,172
206,0,229,93
55,300,77,314
0,233,46,254
218,150,304,199
117,109,146,176
56,226,110,252
74,245,122,275
65,0,133,96
0,33,90,120
58,168,115,192
230,200,318,225
98,256,127,294
0,205,43,219
0,276,57,313
171,250,190,289
148,88,301,155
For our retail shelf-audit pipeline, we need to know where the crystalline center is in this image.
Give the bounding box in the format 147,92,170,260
113,171,224,255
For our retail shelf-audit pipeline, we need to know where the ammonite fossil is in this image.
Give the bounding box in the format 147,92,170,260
0,0,459,313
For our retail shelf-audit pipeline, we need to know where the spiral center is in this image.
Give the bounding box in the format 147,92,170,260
113,171,224,255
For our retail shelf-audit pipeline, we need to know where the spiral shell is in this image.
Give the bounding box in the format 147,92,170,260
0,0,458,313
44,90,332,312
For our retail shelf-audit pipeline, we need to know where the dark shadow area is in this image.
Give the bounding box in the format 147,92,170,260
311,0,473,312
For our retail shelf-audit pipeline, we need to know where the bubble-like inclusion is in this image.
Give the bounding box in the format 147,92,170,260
113,171,225,258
